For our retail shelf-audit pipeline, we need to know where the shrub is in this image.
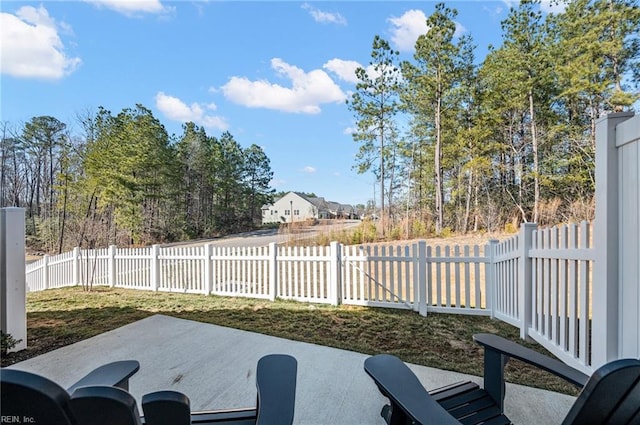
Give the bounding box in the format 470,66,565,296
440,227,454,238
1,331,21,355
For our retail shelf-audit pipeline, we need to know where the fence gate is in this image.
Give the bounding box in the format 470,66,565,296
341,244,418,311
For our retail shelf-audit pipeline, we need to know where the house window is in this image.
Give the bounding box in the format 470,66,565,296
294,210,299,215
285,210,290,215
271,210,277,215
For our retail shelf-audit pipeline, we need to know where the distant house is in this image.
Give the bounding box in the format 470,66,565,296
261,192,358,224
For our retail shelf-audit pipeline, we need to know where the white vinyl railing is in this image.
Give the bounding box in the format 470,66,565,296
26,240,493,313
25,221,595,372
528,223,594,372
490,221,594,373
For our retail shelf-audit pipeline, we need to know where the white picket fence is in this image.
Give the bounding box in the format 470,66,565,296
492,222,594,373
26,241,492,314
25,221,595,372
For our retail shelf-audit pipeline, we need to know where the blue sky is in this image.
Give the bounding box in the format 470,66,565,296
1,0,564,206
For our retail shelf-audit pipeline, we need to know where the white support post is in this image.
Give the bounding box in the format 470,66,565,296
268,242,277,301
151,244,160,291
329,241,342,306
72,247,80,286
417,240,427,316
592,112,634,367
204,244,213,295
518,223,537,340
0,207,27,352
486,239,499,319
108,245,116,287
43,255,50,290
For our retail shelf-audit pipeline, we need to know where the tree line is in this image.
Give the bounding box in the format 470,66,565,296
0,106,273,252
348,0,639,236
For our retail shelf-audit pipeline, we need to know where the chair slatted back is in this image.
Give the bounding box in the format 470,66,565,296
1,368,77,425
70,386,142,425
255,354,297,425
142,390,191,425
562,359,640,425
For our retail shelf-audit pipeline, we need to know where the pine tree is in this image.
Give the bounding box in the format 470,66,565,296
347,35,402,236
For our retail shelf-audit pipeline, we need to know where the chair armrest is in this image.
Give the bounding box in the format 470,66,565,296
255,354,297,425
473,333,588,410
364,354,461,425
67,360,140,393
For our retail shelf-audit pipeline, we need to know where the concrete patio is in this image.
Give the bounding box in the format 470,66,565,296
7,314,577,424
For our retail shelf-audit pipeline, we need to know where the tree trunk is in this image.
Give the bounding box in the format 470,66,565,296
379,122,386,237
434,78,444,235
529,87,540,223
463,169,473,234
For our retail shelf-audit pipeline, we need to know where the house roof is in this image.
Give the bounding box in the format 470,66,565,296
265,192,354,213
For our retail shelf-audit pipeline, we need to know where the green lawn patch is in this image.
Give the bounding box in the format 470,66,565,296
2,287,578,395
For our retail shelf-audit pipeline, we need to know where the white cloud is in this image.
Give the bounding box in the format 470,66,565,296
0,6,81,80
302,166,316,174
343,127,356,135
302,3,346,25
83,0,173,17
155,92,229,130
388,9,467,52
221,58,347,114
323,59,362,84
388,9,428,52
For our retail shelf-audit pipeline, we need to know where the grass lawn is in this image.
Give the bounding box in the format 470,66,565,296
2,286,579,395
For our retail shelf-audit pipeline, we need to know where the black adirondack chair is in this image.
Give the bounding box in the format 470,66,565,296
365,333,640,425
0,360,139,425
1,354,297,425
141,354,298,425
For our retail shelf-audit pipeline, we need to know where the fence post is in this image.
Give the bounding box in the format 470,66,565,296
42,255,50,290
151,244,160,291
0,207,27,352
330,241,342,306
204,244,213,295
592,112,634,367
72,247,80,287
485,239,499,319
268,242,277,301
518,223,537,340
107,245,116,287
416,241,427,316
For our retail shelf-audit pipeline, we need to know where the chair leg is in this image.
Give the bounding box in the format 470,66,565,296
382,402,412,425
483,347,508,412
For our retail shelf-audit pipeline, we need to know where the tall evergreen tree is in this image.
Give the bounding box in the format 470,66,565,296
402,3,471,234
85,105,172,245
243,144,274,225
347,35,402,236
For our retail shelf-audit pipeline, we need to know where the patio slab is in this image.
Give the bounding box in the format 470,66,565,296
7,314,576,424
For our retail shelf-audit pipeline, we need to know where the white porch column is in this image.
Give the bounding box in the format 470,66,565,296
0,207,27,352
